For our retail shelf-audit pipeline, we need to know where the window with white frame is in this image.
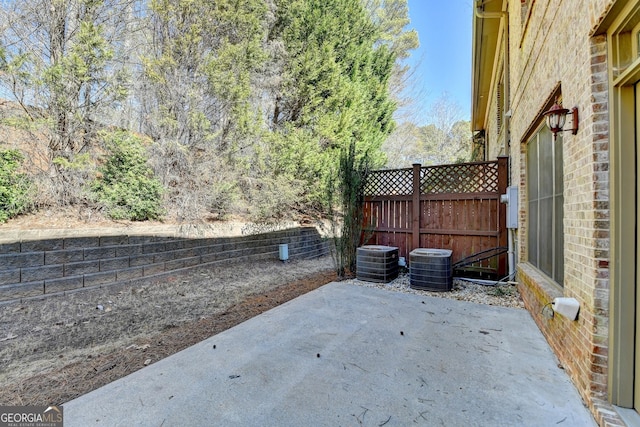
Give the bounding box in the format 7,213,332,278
527,124,564,285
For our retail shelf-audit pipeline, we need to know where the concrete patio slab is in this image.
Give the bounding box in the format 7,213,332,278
64,282,596,426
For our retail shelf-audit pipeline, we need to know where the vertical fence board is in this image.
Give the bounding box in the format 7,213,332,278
363,157,509,277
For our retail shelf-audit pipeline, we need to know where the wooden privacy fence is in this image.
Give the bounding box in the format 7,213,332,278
362,157,508,278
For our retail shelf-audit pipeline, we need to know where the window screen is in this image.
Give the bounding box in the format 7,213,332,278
526,126,564,285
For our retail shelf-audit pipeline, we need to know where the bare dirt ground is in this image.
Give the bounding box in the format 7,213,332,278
0,257,336,406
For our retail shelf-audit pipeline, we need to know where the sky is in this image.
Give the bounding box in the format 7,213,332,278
403,0,473,124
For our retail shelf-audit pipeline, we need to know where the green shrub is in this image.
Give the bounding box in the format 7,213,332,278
209,180,240,218
326,140,370,277
92,131,165,221
0,149,32,222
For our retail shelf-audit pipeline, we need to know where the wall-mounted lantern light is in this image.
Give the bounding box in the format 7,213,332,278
543,99,579,136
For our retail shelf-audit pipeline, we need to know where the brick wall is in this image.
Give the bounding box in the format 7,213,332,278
0,227,329,303
491,0,620,425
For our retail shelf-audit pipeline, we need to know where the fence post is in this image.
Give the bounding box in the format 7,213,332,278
412,163,421,253
497,156,509,276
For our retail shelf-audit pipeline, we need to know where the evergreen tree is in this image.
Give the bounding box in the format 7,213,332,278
143,0,267,151
365,0,419,106
268,0,397,207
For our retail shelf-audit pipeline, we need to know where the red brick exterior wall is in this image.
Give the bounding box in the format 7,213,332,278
483,1,624,425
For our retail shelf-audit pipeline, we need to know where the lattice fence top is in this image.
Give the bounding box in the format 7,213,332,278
364,161,500,196
421,162,498,194
364,168,413,196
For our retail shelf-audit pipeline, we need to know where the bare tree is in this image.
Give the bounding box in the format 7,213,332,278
382,93,471,167
0,0,138,157
0,0,143,208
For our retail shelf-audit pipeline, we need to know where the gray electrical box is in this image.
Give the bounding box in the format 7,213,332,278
500,186,519,229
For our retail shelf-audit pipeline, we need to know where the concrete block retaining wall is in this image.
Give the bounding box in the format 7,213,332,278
0,227,329,303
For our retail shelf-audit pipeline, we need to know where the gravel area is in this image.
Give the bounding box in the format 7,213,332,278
347,272,525,309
